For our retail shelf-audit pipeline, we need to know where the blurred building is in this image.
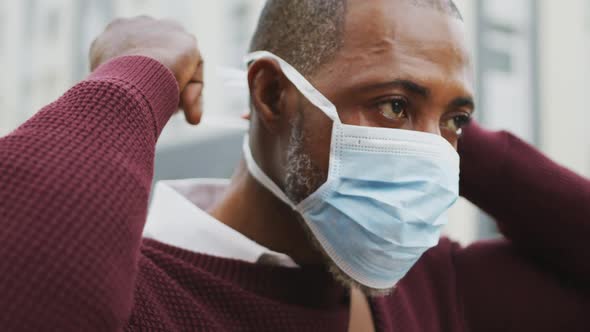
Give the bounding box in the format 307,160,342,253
0,0,266,135
447,0,590,243
0,0,589,244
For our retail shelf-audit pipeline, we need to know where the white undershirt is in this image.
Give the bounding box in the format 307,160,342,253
143,179,298,268
144,179,374,331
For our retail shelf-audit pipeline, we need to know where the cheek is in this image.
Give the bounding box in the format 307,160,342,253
301,108,334,176
441,131,460,148
338,106,374,127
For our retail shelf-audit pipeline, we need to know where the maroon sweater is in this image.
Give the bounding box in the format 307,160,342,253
0,56,588,332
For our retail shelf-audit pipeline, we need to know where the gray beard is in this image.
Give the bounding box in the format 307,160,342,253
284,112,324,205
283,112,393,297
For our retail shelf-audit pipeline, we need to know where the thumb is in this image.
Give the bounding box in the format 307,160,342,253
181,82,204,125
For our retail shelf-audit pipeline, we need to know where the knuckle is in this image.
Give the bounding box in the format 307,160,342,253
89,39,101,61
185,33,199,48
106,17,123,29
89,37,99,51
88,50,102,71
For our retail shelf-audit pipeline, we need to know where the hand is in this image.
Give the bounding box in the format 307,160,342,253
90,16,204,124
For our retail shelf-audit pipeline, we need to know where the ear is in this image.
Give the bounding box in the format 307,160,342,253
247,58,288,133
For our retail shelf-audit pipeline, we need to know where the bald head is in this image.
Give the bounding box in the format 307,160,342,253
249,0,462,76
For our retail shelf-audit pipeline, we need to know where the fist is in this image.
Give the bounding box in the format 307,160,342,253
90,16,204,124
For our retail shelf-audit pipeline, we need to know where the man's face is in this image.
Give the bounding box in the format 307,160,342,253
281,0,474,203
249,0,473,293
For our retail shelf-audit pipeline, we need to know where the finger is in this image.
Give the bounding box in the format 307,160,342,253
88,38,102,71
105,18,124,31
181,82,204,125
193,58,204,86
180,57,204,124
177,46,202,92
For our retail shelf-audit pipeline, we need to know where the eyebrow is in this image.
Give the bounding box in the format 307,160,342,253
376,79,431,98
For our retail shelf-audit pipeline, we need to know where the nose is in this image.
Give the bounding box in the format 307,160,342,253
410,118,441,137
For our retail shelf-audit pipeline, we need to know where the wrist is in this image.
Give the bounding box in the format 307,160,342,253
88,55,179,137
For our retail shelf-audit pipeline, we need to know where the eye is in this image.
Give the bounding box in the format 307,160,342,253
377,98,408,121
441,113,472,135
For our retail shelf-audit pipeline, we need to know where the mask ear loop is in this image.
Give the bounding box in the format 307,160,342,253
242,135,297,210
244,51,342,125
241,51,342,211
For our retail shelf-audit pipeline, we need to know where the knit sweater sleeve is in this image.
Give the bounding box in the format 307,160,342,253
458,122,590,282
0,56,179,331
452,123,590,331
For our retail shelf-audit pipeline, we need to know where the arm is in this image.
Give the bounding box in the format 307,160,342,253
454,123,590,331
0,18,202,331
458,122,590,283
0,56,177,331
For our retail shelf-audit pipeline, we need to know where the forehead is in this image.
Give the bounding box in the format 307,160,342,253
316,0,472,93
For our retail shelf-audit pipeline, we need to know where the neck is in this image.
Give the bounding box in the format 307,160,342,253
209,159,322,265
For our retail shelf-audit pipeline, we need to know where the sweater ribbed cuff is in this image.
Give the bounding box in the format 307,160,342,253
88,56,179,138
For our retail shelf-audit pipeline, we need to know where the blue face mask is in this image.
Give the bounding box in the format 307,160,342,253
243,51,460,291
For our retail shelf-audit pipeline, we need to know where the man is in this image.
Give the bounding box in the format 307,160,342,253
0,0,588,331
